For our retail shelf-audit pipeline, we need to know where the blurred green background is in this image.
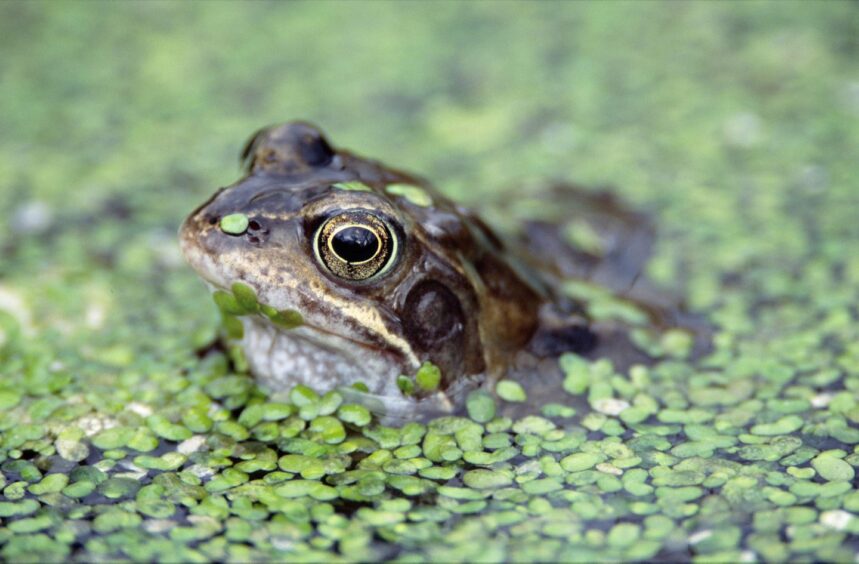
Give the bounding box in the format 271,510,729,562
2,0,857,357
2,1,857,339
1,2,859,560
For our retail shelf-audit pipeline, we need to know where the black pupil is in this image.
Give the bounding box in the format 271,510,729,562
332,226,380,263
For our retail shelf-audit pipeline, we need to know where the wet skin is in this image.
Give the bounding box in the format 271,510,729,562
180,122,679,415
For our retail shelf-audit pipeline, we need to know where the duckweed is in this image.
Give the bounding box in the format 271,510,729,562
309,416,346,444
147,415,193,442
230,282,259,313
415,362,442,392
465,391,496,423
811,453,855,482
496,379,527,402
333,181,373,192
266,308,304,329
385,184,433,207
337,404,372,427
219,213,249,235
27,474,68,495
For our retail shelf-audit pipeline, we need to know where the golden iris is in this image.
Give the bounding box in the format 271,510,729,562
314,211,397,280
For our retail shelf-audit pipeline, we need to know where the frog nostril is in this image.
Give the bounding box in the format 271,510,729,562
248,220,261,231
208,216,218,226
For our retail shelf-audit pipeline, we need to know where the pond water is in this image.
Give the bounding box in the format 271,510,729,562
1,2,858,561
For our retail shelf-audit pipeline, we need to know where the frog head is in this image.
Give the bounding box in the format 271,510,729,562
180,122,542,407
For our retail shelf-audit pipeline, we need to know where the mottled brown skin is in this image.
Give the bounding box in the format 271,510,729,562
181,122,579,408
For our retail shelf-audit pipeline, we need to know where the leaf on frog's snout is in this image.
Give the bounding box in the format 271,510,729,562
220,213,249,235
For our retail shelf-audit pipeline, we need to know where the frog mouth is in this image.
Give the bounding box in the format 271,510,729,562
194,274,410,371
208,280,393,358
269,314,393,357
242,312,469,417
180,237,391,352
240,314,414,397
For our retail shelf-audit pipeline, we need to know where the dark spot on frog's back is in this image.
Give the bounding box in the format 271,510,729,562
529,324,597,357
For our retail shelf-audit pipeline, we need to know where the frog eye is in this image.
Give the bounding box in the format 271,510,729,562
314,212,398,281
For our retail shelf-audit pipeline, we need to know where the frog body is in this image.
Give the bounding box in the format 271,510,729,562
180,122,673,414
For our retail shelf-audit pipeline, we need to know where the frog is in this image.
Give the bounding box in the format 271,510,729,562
180,122,695,417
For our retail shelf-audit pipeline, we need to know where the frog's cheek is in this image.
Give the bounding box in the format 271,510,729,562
401,280,466,379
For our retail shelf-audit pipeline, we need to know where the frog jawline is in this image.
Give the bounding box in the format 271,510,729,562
240,315,415,398
191,266,390,360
